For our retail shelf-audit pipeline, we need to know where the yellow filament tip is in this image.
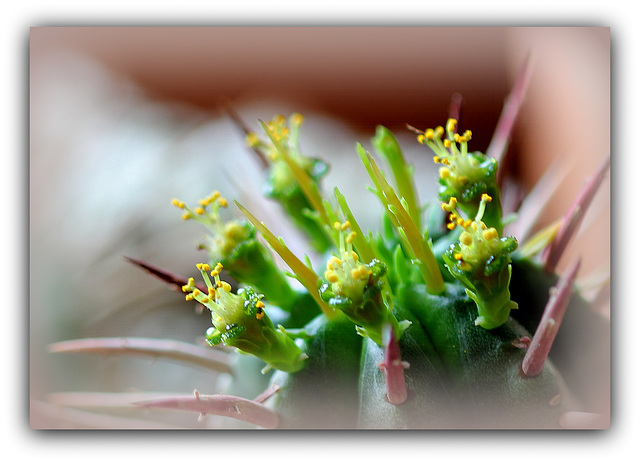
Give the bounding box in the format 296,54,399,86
483,228,499,241
196,263,211,272
446,118,457,133
460,231,473,246
325,270,339,283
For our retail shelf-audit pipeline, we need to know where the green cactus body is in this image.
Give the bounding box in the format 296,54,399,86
267,313,363,429
357,304,455,429
397,283,567,428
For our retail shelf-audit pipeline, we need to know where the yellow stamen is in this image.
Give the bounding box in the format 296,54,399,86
346,231,357,244
446,118,457,133
483,228,498,241
172,198,185,209
443,139,452,148
460,231,473,246
217,197,228,208
325,270,339,283
197,263,211,272
291,113,304,125
246,132,260,147
441,158,450,165
454,252,463,260
442,197,458,212
447,222,457,230
327,256,342,269
439,167,450,179
417,134,426,144
482,193,492,202
425,128,435,140
433,156,441,164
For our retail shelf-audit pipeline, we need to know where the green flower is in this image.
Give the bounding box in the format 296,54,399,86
417,119,503,234
246,114,332,252
318,221,402,344
441,194,518,329
182,262,307,373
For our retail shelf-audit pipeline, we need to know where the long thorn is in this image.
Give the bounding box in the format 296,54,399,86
124,256,207,293
32,400,185,429
559,411,609,429
133,392,280,428
49,337,233,375
381,324,408,405
522,259,581,377
253,384,281,404
505,158,569,241
487,55,532,180
219,100,269,169
448,92,463,122
48,391,186,408
541,155,610,273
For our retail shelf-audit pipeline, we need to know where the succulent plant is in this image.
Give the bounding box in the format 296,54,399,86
48,59,610,430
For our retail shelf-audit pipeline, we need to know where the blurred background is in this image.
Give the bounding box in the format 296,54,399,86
30,27,610,428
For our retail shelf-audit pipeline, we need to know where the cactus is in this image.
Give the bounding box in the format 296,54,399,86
48,62,610,429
